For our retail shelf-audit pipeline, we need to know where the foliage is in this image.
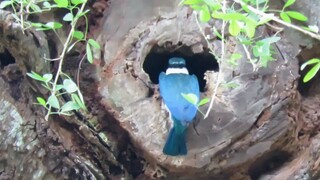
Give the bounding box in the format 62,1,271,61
0,0,101,120
181,93,210,116
300,58,320,83
179,0,320,118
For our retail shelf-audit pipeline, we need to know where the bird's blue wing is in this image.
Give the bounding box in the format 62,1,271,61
159,72,200,122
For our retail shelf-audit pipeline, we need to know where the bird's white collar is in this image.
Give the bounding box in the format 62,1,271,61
166,67,189,75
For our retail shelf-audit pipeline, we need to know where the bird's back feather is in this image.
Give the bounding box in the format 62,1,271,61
159,72,200,122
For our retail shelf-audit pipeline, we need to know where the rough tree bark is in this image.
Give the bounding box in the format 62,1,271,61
1,0,320,180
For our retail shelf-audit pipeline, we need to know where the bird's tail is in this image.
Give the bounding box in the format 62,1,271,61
163,121,187,156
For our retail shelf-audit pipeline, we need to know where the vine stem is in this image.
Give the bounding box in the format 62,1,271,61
45,3,87,120
234,0,320,41
203,0,227,119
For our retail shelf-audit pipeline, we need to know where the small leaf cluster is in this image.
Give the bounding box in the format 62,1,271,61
27,71,86,115
181,0,320,81
279,0,307,23
181,93,210,116
300,58,320,83
181,0,280,68
1,0,101,119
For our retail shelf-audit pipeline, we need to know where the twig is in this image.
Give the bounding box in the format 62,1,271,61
45,3,87,120
203,0,227,119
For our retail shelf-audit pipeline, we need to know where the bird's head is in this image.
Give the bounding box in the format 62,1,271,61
166,57,189,75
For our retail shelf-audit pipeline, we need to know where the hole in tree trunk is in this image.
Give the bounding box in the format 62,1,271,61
248,150,292,180
0,48,16,68
143,42,219,92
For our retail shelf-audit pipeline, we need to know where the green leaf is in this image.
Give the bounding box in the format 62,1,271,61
43,74,53,83
45,22,63,29
30,4,41,12
190,5,202,10
48,95,60,109
61,101,80,112
88,39,100,49
31,23,44,28
203,0,221,11
72,93,86,110
245,21,256,38
283,0,295,9
285,11,308,21
71,0,86,5
73,30,84,40
213,28,223,40
198,98,209,106
27,71,46,82
54,0,68,8
181,93,199,105
229,20,240,36
37,97,47,106
86,43,93,63
212,12,247,21
303,63,320,83
43,2,52,9
181,0,202,5
301,58,320,70
63,13,73,22
0,1,13,9
63,79,78,93
280,12,291,23
55,84,64,91
199,5,211,22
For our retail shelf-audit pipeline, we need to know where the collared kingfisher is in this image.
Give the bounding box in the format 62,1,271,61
159,57,200,156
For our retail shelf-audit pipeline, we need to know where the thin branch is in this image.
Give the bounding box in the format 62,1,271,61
45,3,87,120
204,0,227,119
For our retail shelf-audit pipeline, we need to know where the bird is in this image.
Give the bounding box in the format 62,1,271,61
158,57,200,156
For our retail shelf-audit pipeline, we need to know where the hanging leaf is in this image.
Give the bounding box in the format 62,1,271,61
182,0,202,5
71,0,86,5
42,74,53,83
285,11,308,21
86,43,93,63
36,97,47,106
198,98,210,106
303,63,320,83
45,22,63,29
48,95,60,109
27,71,46,82
63,13,73,22
54,0,68,8
88,39,101,49
229,20,240,36
283,0,295,9
181,93,199,105
301,58,320,70
73,30,84,40
63,79,78,93
244,21,256,38
0,1,13,9
280,12,291,23
199,5,211,22
72,93,86,110
61,101,80,112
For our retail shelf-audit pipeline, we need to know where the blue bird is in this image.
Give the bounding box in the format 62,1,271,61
159,57,200,156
